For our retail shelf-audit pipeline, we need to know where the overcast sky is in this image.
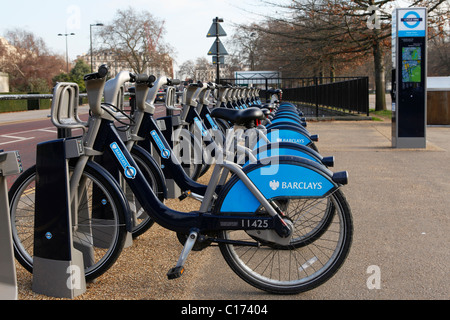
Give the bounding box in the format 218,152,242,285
0,0,289,68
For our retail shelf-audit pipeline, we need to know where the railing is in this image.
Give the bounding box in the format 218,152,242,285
1,77,370,117
282,77,369,117
222,76,370,117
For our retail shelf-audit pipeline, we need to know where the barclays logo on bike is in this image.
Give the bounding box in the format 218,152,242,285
205,114,219,130
110,142,137,179
269,180,280,190
151,130,171,159
269,179,323,191
276,137,305,144
194,117,208,137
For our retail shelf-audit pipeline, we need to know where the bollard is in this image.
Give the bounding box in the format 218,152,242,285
32,138,86,298
0,150,23,300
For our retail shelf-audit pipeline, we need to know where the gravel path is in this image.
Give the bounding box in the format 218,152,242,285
16,174,213,300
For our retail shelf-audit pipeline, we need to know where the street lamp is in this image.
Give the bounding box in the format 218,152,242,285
90,23,104,72
58,33,75,73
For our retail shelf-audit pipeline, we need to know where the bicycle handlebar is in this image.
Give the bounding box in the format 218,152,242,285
84,64,108,81
207,82,217,89
189,81,203,88
146,76,181,105
169,78,181,86
130,73,156,86
84,65,110,116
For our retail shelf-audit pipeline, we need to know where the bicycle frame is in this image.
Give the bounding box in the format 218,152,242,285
68,71,290,239
93,117,290,237
136,111,209,195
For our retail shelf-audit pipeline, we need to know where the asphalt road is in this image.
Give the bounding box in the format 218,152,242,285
0,105,166,184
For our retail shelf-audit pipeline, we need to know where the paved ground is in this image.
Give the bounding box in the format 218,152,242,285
182,119,449,300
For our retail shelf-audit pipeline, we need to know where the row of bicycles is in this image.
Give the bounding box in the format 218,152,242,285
8,65,353,295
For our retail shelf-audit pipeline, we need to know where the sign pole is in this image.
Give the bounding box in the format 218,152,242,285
215,18,220,84
207,17,228,84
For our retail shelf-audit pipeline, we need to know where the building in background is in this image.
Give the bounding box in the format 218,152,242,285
0,37,15,92
0,73,9,92
78,50,174,79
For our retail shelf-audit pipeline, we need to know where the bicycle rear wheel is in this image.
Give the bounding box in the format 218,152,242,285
218,189,353,294
9,163,128,281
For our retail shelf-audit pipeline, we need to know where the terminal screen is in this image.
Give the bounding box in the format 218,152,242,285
401,47,421,83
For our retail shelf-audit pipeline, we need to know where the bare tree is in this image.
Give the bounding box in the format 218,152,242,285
193,57,215,82
98,7,174,75
235,0,450,110
178,60,197,80
428,37,450,76
227,24,266,71
0,29,66,92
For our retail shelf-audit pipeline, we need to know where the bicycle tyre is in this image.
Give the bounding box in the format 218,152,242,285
172,128,203,181
216,185,352,294
129,146,166,238
9,162,128,281
214,118,231,136
188,122,212,178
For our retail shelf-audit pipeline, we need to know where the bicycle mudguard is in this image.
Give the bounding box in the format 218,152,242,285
216,156,347,214
267,119,307,130
271,115,303,122
272,109,302,117
254,125,313,148
269,113,306,122
247,142,333,167
276,108,299,114
279,102,297,107
277,106,299,113
268,123,312,136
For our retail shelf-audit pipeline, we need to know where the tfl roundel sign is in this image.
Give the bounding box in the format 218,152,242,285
397,8,426,37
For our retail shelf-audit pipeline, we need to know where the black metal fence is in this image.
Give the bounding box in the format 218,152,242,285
222,76,370,117
282,77,369,116
1,76,370,117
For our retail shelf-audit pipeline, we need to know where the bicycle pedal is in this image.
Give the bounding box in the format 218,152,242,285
167,266,185,280
178,194,187,201
178,191,190,201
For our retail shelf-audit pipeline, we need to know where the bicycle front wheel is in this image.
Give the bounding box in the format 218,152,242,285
9,162,128,281
218,189,353,294
172,128,203,181
127,146,165,238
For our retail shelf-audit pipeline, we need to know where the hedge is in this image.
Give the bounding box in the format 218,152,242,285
0,92,52,113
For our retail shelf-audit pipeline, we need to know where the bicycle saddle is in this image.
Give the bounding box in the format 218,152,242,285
260,108,271,117
252,103,275,110
211,107,265,127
